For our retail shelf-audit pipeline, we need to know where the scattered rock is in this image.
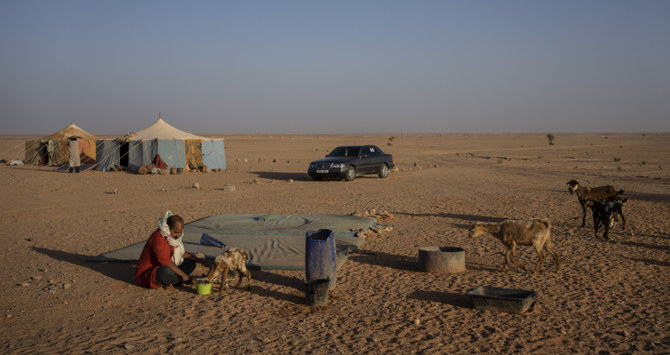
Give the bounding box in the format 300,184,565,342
124,343,135,350
414,318,421,325
223,185,236,191
288,179,294,183
192,183,200,189
252,179,260,184
352,209,395,224
112,189,119,194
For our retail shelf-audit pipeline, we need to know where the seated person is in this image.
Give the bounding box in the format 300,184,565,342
135,211,208,289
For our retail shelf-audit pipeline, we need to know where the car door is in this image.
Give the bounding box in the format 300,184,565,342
358,146,376,173
366,146,383,172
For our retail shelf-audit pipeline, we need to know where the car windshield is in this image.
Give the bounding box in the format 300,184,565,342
328,146,361,157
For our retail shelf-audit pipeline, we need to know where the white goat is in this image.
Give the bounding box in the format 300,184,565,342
469,218,560,273
203,248,251,291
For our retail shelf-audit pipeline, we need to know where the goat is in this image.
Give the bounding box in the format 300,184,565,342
587,198,628,239
567,180,624,227
203,248,251,291
469,218,560,273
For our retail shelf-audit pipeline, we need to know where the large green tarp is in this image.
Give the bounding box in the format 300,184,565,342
88,214,376,270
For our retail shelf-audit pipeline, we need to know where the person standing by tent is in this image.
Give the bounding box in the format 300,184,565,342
135,211,209,289
67,135,82,173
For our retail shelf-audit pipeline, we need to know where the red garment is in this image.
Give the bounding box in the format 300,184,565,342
153,154,168,169
135,229,175,288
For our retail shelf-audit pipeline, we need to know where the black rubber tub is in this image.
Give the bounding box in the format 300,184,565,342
467,286,538,314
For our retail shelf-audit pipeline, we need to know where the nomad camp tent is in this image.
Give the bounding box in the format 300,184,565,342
24,123,96,166
96,115,226,171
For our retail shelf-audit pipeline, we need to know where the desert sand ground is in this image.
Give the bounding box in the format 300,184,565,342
0,133,668,354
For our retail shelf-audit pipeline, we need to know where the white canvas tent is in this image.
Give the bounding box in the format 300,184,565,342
96,115,226,171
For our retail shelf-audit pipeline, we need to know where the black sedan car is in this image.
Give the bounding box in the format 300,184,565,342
308,145,394,181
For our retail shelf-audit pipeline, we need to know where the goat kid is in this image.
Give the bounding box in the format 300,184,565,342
469,218,560,274
203,248,251,291
587,198,627,240
567,180,624,227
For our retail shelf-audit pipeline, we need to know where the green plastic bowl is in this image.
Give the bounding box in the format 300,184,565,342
196,282,212,295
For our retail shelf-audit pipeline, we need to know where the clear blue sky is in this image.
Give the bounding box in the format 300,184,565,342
1,1,669,134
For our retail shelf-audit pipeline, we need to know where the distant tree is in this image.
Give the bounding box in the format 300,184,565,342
547,133,555,146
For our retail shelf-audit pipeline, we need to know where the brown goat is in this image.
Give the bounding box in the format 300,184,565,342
203,248,251,291
469,218,560,273
567,180,624,227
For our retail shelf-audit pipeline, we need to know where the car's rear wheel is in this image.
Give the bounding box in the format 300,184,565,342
344,166,356,181
378,164,389,178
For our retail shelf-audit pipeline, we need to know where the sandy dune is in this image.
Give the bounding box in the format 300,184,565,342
1,133,668,354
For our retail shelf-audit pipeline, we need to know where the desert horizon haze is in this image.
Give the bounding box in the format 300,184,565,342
1,1,669,135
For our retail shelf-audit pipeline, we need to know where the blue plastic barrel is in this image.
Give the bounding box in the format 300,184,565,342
305,229,337,290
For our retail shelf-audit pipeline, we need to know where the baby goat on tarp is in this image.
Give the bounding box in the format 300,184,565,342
587,197,627,240
567,180,624,227
203,248,251,291
469,218,560,274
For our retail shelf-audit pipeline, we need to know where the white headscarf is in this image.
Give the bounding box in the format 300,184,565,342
158,210,185,266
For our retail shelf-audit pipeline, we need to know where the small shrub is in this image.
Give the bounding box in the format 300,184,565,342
617,166,622,171
497,159,503,164
546,133,555,145
641,160,647,165
613,157,621,162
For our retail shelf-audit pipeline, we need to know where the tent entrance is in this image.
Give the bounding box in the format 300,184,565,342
120,142,129,167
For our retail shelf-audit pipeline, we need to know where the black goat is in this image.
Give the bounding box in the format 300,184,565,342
587,198,627,239
567,180,624,227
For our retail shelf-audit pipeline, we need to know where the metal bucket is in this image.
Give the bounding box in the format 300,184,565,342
305,279,330,306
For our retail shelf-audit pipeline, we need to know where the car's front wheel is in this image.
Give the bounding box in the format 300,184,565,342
344,166,356,181
378,164,389,178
